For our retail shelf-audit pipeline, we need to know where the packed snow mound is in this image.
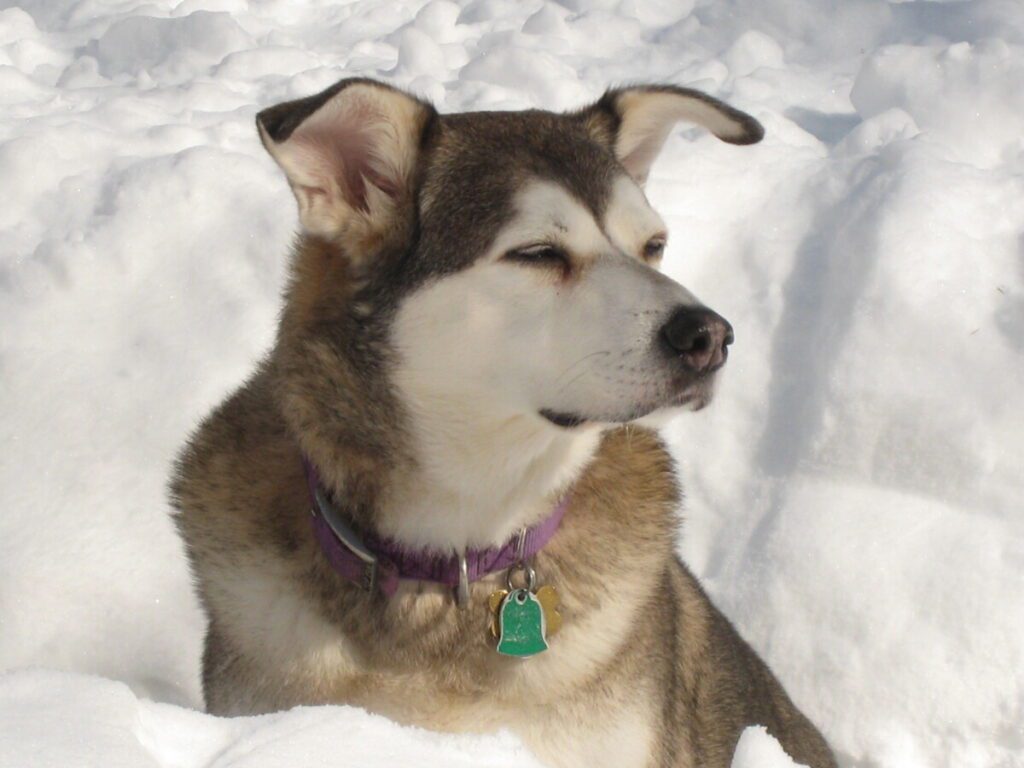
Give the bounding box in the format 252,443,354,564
0,670,543,768
731,727,809,768
1,1,1023,768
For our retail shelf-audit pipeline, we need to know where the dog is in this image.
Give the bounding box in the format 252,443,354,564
171,78,836,768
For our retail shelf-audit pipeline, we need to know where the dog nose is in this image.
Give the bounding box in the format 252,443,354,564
660,307,734,373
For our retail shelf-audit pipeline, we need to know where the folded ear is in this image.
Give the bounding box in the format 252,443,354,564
257,78,436,243
573,85,763,184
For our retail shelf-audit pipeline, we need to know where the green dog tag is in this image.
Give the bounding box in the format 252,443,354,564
496,588,548,657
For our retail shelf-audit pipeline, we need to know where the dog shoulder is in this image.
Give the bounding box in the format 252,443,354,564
170,366,305,571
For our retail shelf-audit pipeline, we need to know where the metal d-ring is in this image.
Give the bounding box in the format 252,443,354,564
514,526,528,561
506,526,537,592
506,560,537,592
456,553,470,609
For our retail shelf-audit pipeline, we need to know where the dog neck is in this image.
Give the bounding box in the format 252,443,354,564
375,406,605,552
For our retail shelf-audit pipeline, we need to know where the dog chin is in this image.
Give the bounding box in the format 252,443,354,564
634,394,713,427
539,385,716,430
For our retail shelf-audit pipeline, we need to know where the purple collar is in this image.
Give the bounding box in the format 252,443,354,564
303,458,568,600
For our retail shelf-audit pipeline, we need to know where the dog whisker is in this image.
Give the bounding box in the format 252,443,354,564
552,349,612,388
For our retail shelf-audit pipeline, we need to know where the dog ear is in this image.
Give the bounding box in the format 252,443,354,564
573,85,763,184
257,78,436,242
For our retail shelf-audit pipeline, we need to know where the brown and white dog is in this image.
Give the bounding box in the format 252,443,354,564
171,78,836,768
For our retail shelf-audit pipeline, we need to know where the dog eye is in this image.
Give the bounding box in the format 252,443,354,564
643,236,666,261
504,245,570,268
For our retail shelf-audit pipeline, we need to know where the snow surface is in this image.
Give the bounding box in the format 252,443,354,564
0,669,545,768
731,726,809,768
1,1,1022,767
0,670,781,768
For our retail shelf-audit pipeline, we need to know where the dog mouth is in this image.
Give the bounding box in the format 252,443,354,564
539,409,589,429
540,378,717,429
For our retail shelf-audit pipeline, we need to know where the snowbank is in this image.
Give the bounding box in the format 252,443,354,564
0,670,542,768
1,1,1022,767
0,671,806,768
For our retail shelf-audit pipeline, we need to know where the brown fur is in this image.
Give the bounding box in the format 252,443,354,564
171,79,836,768
172,360,834,766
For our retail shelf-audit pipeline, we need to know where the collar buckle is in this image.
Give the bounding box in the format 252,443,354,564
360,560,378,594
312,486,380,594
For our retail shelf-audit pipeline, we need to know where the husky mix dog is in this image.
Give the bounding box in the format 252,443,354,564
172,78,836,768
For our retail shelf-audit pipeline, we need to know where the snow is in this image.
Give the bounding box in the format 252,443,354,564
731,726,809,768
0,670,544,768
1,1,1022,767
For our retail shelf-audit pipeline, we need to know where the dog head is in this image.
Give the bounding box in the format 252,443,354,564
259,79,761,451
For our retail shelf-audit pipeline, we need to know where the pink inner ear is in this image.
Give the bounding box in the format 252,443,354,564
618,126,674,184
292,105,399,214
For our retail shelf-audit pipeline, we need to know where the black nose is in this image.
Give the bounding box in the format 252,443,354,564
660,306,734,373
